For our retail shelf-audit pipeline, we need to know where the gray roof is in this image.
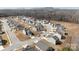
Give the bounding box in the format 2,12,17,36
22,46,38,51
36,40,50,51
53,36,59,41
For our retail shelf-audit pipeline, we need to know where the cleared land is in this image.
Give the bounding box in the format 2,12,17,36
14,30,30,41
51,20,79,50
2,33,10,48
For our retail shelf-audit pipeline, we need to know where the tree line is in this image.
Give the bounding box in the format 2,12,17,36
0,7,79,23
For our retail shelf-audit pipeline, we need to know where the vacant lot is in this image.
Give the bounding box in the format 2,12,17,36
51,20,79,50
14,30,30,41
2,34,10,48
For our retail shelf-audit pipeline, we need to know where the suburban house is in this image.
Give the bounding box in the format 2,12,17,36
35,39,55,51
35,23,45,31
22,45,39,51
55,24,65,35
46,32,62,45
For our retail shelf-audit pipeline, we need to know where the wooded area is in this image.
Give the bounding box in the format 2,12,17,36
0,7,79,23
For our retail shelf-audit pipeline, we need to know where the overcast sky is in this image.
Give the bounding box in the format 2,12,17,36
0,0,79,8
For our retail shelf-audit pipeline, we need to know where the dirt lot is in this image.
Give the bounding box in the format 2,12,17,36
14,30,30,41
2,34,10,48
51,20,79,50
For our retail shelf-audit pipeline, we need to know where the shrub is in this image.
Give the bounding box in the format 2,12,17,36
62,47,73,51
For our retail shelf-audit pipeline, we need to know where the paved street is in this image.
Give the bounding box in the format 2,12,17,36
1,19,42,51
3,20,20,43
2,20,33,51
2,20,21,50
